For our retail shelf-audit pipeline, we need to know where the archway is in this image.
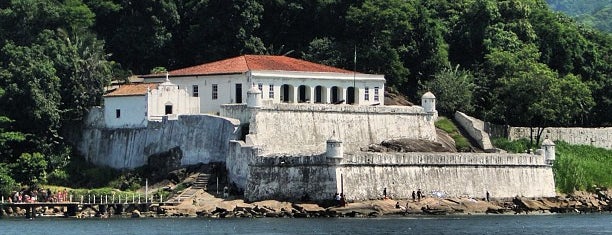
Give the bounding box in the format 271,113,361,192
347,87,355,105
331,86,344,104
315,86,325,103
298,85,311,103
280,84,294,103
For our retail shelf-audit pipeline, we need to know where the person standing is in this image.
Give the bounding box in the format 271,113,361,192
417,189,422,201
412,191,416,202
383,188,387,199
486,191,490,202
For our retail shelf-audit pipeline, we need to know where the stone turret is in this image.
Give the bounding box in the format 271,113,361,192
421,92,436,114
542,139,555,165
326,132,343,160
247,84,262,108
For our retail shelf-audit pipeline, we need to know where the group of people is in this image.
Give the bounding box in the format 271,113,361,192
8,188,69,203
383,188,424,201
334,193,346,207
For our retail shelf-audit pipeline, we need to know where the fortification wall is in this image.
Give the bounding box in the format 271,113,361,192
245,153,339,202
454,111,493,151
243,152,555,201
76,115,240,169
248,104,436,154
340,152,554,200
509,127,612,149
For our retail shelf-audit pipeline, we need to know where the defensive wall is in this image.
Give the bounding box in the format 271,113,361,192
223,103,437,155
243,151,556,202
77,108,240,169
454,111,494,151
508,127,612,150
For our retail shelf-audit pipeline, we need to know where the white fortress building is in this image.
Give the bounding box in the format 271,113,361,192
78,55,556,202
140,55,386,114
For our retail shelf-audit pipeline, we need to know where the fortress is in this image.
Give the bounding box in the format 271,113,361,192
76,55,557,202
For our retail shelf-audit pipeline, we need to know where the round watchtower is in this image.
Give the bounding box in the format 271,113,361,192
247,85,262,108
542,138,555,165
326,136,343,159
421,92,436,113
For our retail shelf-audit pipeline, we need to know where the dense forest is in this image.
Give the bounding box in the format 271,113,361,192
0,0,610,192
546,0,611,32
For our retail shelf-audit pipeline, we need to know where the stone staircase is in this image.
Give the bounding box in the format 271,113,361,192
165,173,210,204
192,173,210,190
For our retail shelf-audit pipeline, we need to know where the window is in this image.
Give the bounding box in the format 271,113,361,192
212,84,218,100
235,84,242,103
269,84,274,99
374,87,380,101
165,105,173,115
115,109,121,118
364,87,370,101
258,83,263,98
192,85,199,97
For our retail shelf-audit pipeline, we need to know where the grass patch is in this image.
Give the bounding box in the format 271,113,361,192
435,117,471,151
553,141,612,193
491,138,531,153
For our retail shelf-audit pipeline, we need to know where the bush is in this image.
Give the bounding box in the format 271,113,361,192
0,163,17,197
491,138,531,153
47,169,70,186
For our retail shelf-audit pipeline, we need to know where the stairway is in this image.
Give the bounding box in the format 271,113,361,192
165,173,210,204
192,173,210,190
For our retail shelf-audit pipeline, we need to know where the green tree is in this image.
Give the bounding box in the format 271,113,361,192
421,65,475,116
14,152,47,186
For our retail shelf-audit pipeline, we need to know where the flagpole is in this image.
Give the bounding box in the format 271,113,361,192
353,45,356,98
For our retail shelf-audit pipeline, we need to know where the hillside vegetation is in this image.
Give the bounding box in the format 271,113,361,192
546,0,612,32
0,0,610,191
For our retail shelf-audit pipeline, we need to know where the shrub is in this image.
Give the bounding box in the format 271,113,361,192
491,138,531,153
435,117,471,151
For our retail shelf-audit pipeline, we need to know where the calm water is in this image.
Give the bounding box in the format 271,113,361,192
1,214,611,235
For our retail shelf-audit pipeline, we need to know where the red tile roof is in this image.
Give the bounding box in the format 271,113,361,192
104,83,159,97
142,55,354,77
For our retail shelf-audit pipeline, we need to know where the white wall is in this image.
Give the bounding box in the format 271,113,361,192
78,115,241,169
146,74,249,114
241,152,556,201
104,96,147,128
509,127,612,150
148,82,200,120
248,104,436,154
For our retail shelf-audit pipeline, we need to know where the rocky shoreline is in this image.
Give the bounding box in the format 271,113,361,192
3,189,609,219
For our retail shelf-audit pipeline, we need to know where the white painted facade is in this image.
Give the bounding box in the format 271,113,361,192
103,80,199,128
144,71,385,114
104,95,148,128
147,81,200,121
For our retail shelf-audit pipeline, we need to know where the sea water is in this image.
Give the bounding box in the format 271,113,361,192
1,214,611,235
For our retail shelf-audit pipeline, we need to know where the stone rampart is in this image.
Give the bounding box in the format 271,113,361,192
454,111,493,151
248,104,436,154
243,152,555,201
76,115,240,169
509,127,612,149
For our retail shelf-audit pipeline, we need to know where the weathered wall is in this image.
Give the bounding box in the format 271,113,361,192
220,104,251,124
227,140,258,189
454,111,493,151
339,152,555,200
248,104,437,154
245,153,340,202
76,115,240,169
509,127,612,150
243,152,555,201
